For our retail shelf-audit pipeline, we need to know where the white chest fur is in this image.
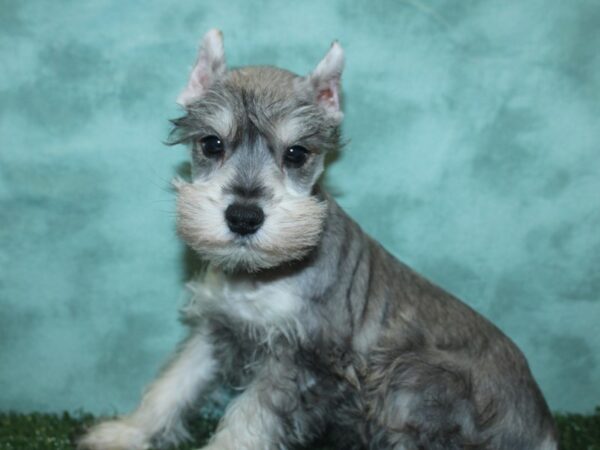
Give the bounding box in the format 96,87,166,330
184,267,307,343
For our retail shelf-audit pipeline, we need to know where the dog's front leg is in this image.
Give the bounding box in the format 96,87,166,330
79,328,218,450
202,362,311,450
202,385,285,450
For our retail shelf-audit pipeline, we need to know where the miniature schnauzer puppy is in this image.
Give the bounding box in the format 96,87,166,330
80,30,558,450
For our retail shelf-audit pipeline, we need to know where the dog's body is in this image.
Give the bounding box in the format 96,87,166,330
80,30,558,450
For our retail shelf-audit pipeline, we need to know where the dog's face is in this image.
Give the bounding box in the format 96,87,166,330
170,30,344,272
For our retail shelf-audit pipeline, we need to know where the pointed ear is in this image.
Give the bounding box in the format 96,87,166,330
177,29,226,107
308,41,344,121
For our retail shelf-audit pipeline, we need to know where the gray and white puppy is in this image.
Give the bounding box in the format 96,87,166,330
80,30,558,450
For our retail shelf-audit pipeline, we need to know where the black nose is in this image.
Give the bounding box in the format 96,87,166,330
225,203,265,236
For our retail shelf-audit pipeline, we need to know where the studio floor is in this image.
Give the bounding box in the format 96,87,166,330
1,409,599,450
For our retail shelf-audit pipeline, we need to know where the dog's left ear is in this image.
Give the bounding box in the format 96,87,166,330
177,29,227,107
308,41,344,122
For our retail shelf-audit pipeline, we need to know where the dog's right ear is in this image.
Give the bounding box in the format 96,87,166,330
177,29,226,107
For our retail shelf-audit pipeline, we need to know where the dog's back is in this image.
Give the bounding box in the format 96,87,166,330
319,201,558,449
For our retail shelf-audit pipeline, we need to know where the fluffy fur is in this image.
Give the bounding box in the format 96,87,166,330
174,176,328,271
79,30,558,450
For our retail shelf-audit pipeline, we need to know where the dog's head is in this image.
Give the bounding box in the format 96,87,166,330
170,30,344,272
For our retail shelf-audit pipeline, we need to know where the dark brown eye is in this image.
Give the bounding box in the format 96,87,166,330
283,145,309,168
199,135,224,158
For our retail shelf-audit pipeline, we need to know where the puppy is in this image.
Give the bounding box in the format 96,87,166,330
79,29,558,450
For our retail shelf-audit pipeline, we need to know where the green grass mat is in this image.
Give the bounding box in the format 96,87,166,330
1,409,599,450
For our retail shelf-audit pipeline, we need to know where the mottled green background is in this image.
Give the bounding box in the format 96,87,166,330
1,0,599,415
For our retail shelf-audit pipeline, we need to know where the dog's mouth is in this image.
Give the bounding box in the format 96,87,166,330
231,234,256,245
226,233,284,259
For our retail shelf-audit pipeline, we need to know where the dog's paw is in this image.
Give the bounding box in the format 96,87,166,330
78,420,150,450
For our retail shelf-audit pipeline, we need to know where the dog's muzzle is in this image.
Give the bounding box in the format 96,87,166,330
225,203,265,236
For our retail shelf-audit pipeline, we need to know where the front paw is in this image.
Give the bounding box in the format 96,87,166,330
78,419,150,450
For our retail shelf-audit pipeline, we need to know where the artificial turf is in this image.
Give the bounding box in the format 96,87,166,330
1,409,599,450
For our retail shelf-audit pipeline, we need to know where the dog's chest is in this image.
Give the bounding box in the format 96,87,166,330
184,267,306,336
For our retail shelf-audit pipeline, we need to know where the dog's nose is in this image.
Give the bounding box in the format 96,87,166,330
225,203,265,236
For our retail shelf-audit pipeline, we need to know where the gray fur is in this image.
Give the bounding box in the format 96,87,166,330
184,199,557,450
79,32,557,450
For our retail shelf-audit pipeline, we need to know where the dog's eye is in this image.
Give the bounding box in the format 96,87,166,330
283,145,309,168
199,135,224,158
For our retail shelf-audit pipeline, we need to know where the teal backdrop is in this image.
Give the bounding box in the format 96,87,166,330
1,0,599,415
